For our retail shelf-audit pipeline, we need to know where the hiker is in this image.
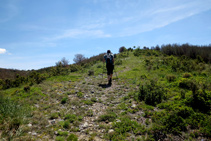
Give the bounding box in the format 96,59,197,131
104,50,114,85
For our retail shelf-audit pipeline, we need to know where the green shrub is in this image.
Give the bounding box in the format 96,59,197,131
88,70,94,76
183,73,192,78
55,136,65,141
64,114,77,123
77,92,83,98
67,133,78,141
23,86,30,92
61,97,68,104
97,64,102,68
86,110,93,117
83,100,93,105
145,59,152,66
173,106,194,119
180,90,186,99
166,74,176,82
115,59,123,65
63,121,70,129
187,88,211,113
70,65,81,72
112,117,146,136
164,113,187,134
91,97,97,102
0,95,31,139
138,80,166,106
200,116,211,137
146,51,152,56
133,47,142,56
187,113,205,129
150,124,166,141
140,74,147,79
58,131,68,136
144,110,153,118
178,78,195,89
98,112,117,122
50,112,59,119
118,52,128,58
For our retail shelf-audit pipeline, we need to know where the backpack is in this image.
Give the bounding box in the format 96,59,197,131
106,53,113,65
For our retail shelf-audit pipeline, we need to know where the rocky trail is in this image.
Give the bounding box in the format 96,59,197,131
28,74,140,140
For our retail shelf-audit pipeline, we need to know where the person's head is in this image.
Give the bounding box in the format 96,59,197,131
107,50,111,54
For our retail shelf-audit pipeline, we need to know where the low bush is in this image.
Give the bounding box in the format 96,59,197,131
64,114,77,123
166,74,176,82
200,116,211,137
183,73,192,78
77,92,83,98
138,80,166,106
186,88,211,113
83,100,94,105
50,112,59,119
58,131,68,136
23,86,30,92
98,112,117,122
133,47,142,56
173,106,194,119
61,97,68,104
112,117,146,140
69,65,81,72
63,120,70,129
88,70,94,76
115,59,123,65
187,112,206,129
67,133,78,141
86,110,93,117
55,136,65,141
91,97,97,102
164,113,187,134
118,52,129,58
178,78,195,90
149,124,166,141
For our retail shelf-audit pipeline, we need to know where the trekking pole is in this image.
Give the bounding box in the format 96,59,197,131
102,61,105,81
114,65,118,79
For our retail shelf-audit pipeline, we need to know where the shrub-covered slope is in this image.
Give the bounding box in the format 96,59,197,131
0,48,210,140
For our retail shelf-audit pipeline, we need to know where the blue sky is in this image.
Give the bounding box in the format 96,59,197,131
0,0,211,70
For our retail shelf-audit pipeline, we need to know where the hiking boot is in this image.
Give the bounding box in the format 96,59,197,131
108,78,112,85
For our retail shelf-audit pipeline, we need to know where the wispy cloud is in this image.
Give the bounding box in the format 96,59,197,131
111,0,211,36
45,29,111,41
0,48,6,54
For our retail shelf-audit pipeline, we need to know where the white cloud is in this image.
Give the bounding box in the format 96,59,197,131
0,48,6,54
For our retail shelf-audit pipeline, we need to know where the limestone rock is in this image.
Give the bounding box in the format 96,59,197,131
131,104,136,108
108,129,114,133
32,132,37,136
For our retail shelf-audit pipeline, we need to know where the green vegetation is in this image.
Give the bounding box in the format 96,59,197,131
0,44,210,140
0,94,31,140
138,79,166,106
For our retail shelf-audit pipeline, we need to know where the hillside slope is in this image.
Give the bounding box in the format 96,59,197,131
0,49,211,140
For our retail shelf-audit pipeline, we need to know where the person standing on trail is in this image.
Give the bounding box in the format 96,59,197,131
104,50,114,85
